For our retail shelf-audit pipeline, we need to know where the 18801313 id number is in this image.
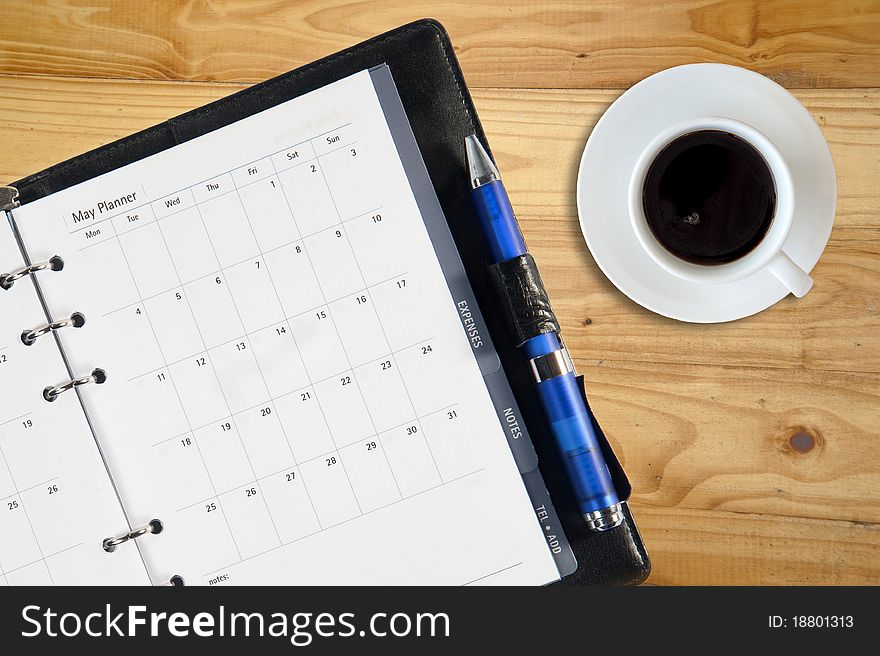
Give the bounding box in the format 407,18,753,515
769,616,854,629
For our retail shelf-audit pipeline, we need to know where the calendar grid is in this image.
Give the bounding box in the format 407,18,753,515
101,220,387,321
311,156,445,484
0,443,56,584
123,269,410,385
175,399,460,512
59,115,478,575
186,187,330,532
261,150,397,509
158,197,289,544
103,212,246,562
153,390,448,452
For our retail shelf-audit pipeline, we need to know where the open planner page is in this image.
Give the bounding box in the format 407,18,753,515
11,68,560,585
0,218,149,585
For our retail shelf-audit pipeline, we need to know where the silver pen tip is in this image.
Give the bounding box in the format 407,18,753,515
465,134,500,189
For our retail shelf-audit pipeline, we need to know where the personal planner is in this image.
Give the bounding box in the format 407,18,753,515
0,65,570,586
0,21,650,587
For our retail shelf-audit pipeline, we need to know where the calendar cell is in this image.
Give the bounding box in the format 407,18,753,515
0,498,42,571
73,239,140,312
158,207,220,284
313,374,374,448
142,289,205,363
118,222,180,298
1,415,66,490
183,274,245,350
20,482,76,556
248,324,310,398
345,210,415,286
339,440,401,512
330,292,389,367
209,340,270,414
235,405,295,479
303,228,363,301
273,390,335,463
277,160,338,236
260,469,321,542
225,258,285,333
394,340,458,416
178,501,242,574
320,141,382,219
237,176,301,252
129,372,190,439
368,274,434,351
152,435,215,508
100,305,164,379
168,358,228,428
194,422,255,494
353,360,415,433
262,242,325,318
418,407,477,481
379,424,442,497
288,309,350,381
297,455,360,527
219,483,281,558
0,427,44,491
199,195,260,267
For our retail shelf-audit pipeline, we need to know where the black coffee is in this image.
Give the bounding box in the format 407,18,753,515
641,130,776,265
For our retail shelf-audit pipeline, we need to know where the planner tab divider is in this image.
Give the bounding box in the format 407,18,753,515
370,65,576,577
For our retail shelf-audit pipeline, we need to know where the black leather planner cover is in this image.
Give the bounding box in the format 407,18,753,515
12,19,650,585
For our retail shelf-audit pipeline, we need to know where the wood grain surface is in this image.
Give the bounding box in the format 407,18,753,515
1,1,880,88
0,1,877,585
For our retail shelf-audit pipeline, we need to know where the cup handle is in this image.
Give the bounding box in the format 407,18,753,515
768,251,813,298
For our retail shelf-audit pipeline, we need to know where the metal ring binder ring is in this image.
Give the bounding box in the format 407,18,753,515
163,575,185,587
22,312,86,346
103,519,164,553
0,255,64,290
43,367,107,402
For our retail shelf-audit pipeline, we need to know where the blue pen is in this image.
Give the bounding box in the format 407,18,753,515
466,135,623,531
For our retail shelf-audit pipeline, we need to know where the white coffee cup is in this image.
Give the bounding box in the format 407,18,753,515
627,117,813,297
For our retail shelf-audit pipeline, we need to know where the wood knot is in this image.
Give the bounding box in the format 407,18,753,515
789,431,815,453
777,426,824,457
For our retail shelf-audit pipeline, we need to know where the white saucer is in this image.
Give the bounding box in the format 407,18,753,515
576,64,836,323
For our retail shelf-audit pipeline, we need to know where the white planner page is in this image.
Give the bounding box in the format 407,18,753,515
0,218,150,585
12,70,559,585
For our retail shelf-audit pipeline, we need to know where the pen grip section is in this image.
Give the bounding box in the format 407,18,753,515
488,253,560,347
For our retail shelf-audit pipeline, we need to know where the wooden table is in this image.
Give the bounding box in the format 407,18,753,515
1,1,877,585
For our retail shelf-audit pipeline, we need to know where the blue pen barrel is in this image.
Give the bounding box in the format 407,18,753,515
535,371,620,515
472,180,527,262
